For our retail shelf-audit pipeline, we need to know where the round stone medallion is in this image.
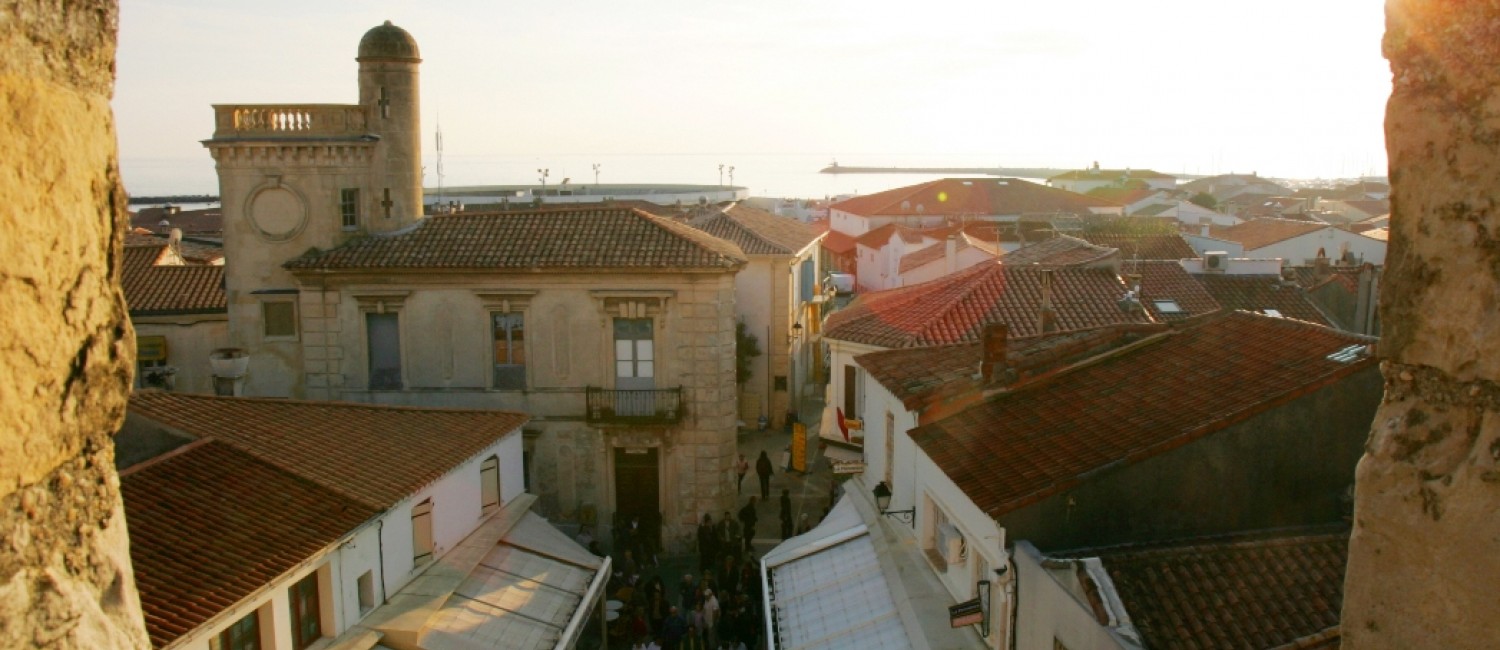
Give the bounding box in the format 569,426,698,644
247,186,307,241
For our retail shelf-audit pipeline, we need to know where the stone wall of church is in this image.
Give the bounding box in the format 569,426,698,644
0,1,151,647
1342,2,1500,647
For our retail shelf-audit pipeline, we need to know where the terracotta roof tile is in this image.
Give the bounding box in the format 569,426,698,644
688,204,819,256
831,178,1119,218
1088,530,1349,650
284,208,747,271
897,234,999,273
121,243,226,315
122,440,379,648
1001,235,1120,266
822,230,857,255
130,206,224,235
1191,274,1332,326
128,393,528,509
1084,188,1162,205
824,263,1152,348
1123,261,1221,321
1078,233,1197,260
1209,219,1328,250
909,312,1375,518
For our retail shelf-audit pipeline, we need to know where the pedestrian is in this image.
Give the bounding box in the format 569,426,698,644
678,573,697,611
663,605,687,649
778,488,793,539
702,588,721,648
737,497,758,552
734,453,749,495
755,450,773,500
697,513,718,573
722,512,741,556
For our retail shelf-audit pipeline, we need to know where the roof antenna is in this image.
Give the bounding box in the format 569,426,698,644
435,108,445,212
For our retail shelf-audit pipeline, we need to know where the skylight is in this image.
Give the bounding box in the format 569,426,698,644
1153,299,1183,314
1263,309,1283,317
1327,344,1369,363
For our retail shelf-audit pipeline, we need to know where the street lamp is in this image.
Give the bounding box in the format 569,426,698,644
728,165,736,188
592,163,601,187
537,168,549,199
718,163,724,187
872,481,914,526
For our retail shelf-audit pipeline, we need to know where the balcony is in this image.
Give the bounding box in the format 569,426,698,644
211,104,368,139
585,387,684,426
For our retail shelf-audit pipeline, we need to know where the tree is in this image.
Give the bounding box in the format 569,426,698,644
1189,192,1218,209
734,320,762,385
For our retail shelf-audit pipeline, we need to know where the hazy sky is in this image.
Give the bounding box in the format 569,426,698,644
115,0,1391,194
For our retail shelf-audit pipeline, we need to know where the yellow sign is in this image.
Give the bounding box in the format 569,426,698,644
791,423,807,472
137,335,169,362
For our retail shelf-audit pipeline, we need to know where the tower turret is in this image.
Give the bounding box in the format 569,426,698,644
358,21,423,231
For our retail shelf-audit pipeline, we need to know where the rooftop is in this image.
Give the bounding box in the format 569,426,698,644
120,241,226,315
284,208,747,272
1209,218,1328,250
897,233,1000,273
1123,260,1222,321
831,178,1120,218
1002,235,1120,267
1191,273,1334,326
909,311,1375,518
688,203,820,256
122,440,379,648
1049,168,1176,181
1079,233,1198,260
824,262,1152,348
127,392,528,509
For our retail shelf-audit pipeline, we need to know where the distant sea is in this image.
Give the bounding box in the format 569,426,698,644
121,152,1068,202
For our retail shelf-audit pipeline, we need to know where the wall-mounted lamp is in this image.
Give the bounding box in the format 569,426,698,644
872,481,914,527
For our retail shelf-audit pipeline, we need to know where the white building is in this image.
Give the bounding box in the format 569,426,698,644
118,392,608,650
1207,218,1387,265
1046,167,1177,194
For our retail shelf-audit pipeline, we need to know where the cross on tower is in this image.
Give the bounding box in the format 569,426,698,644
381,188,394,218
378,86,390,119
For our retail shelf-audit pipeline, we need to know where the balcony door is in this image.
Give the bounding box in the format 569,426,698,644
614,318,654,416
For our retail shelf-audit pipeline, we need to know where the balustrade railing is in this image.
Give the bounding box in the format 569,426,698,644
212,104,368,138
585,387,684,426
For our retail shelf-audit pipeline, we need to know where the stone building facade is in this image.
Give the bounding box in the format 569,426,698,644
202,23,745,548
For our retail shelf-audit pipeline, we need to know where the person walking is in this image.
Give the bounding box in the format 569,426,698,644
737,497,758,552
755,450,773,500
696,513,718,573
778,488,793,540
734,453,749,495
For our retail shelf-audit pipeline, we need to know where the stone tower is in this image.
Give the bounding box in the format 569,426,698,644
203,21,424,396
357,20,424,231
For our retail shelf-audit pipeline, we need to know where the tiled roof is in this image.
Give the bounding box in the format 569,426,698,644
1084,188,1162,205
1209,218,1327,250
855,325,1166,410
1001,235,1120,267
1091,530,1349,650
130,206,224,235
122,440,378,648
909,311,1375,518
126,233,225,264
1123,261,1221,321
1339,199,1389,217
121,243,226,315
1078,233,1197,260
824,262,1151,348
830,178,1119,218
284,208,747,271
823,230,857,255
1049,168,1175,181
688,204,819,256
897,234,999,273
128,392,528,509
1133,203,1174,217
1191,274,1333,326
854,222,936,248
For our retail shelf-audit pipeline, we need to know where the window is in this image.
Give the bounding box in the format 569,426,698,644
480,456,500,510
412,498,434,563
288,572,322,650
209,610,260,650
366,312,402,390
613,318,654,384
340,188,360,229
843,365,858,417
1153,299,1183,314
263,301,297,339
356,571,375,615
491,312,526,389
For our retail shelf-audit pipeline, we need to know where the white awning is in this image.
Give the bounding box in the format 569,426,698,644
420,512,608,650
762,497,914,650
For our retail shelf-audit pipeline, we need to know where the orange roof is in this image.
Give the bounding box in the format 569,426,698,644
121,242,226,315
897,234,1000,273
1190,274,1333,326
1123,261,1221,321
285,208,746,272
1085,187,1162,205
910,311,1375,518
128,393,528,509
822,230,858,255
122,440,378,648
688,204,819,256
1209,218,1328,250
1001,235,1119,266
824,262,1152,347
1078,233,1197,260
831,178,1119,218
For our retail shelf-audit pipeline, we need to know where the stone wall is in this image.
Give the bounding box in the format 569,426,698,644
1341,2,1500,647
0,1,150,647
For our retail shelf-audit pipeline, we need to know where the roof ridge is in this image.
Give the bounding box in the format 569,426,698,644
631,208,749,264
131,391,531,417
1054,523,1351,558
909,263,1010,344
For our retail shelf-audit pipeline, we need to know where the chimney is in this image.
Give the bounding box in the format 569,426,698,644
1038,268,1058,333
1314,249,1331,281
945,234,958,274
981,323,1008,382
1200,218,1211,237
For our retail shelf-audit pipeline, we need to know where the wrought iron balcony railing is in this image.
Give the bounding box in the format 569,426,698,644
585,387,683,426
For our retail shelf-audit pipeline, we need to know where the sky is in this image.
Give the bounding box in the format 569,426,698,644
114,0,1391,196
